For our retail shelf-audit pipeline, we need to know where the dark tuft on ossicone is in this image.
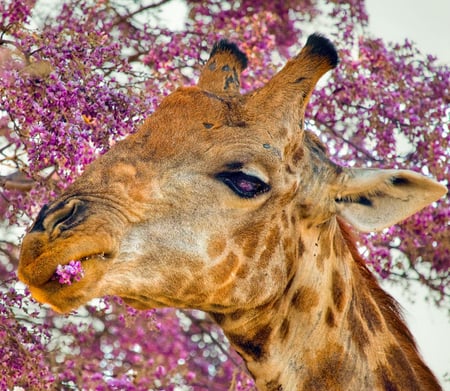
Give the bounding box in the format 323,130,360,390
210,39,248,70
305,33,339,68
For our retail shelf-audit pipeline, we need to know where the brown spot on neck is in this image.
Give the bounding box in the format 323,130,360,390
291,285,319,312
331,269,346,312
325,306,336,327
303,342,353,390
228,324,273,361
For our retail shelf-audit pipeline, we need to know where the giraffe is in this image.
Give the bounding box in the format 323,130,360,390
18,34,446,390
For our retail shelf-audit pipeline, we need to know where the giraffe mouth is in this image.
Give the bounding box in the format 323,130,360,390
19,250,115,313
18,224,119,290
49,253,108,285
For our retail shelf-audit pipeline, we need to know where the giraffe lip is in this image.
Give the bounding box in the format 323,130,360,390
74,252,107,263
48,252,108,285
60,252,109,267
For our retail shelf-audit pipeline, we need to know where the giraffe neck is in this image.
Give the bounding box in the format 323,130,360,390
212,219,441,391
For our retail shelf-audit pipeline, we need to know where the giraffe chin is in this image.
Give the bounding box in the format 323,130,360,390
28,285,89,314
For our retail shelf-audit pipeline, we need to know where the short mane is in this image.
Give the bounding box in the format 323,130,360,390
337,218,440,388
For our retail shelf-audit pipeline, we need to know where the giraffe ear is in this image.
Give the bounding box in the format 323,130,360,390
334,168,447,232
197,39,248,97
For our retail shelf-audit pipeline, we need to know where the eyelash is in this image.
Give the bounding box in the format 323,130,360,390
216,171,270,198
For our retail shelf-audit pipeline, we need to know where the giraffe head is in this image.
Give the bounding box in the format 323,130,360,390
18,35,446,315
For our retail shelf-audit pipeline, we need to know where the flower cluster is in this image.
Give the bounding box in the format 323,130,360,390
0,0,448,389
53,260,84,285
0,0,147,225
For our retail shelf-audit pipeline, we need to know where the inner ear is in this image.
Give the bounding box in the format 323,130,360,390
336,195,373,207
335,168,447,232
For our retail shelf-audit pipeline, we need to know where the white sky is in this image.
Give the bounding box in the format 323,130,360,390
366,0,450,63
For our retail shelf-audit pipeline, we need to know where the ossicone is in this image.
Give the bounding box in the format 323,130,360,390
210,39,248,71
198,39,248,97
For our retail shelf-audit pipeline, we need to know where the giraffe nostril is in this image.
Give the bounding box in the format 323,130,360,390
30,199,87,234
29,203,49,232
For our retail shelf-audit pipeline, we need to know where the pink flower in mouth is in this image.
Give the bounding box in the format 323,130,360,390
53,260,85,285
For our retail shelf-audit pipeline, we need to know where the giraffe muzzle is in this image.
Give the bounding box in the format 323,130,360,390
18,197,118,291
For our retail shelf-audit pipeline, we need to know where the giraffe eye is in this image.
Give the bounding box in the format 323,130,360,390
216,171,270,198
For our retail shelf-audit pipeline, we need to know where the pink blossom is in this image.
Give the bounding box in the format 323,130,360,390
53,260,84,285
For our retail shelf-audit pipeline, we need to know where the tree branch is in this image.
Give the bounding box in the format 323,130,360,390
112,0,173,26
315,119,386,163
0,171,35,192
